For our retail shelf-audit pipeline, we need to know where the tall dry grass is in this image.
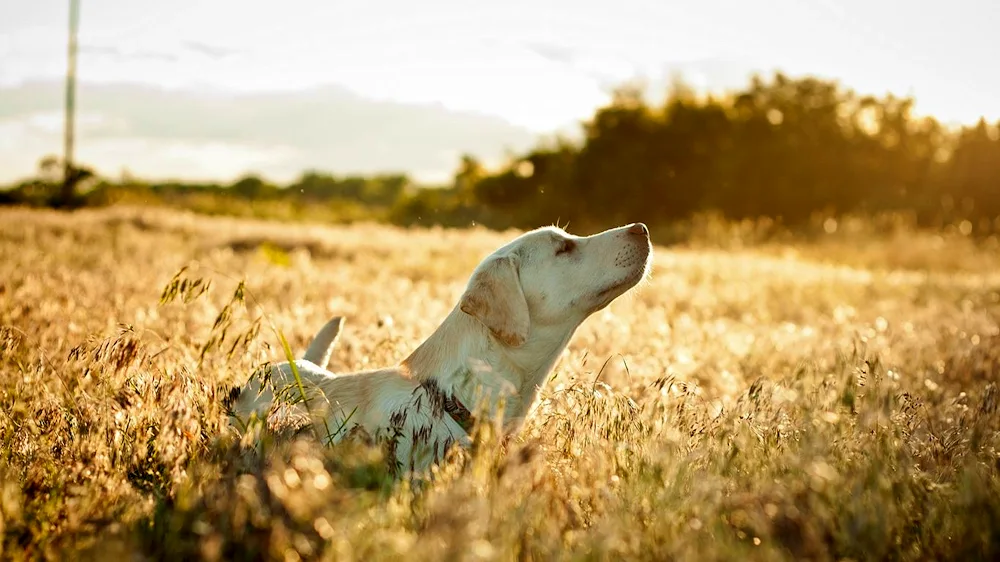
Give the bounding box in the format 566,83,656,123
1,206,999,561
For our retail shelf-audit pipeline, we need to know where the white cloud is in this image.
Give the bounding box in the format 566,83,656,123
0,82,539,184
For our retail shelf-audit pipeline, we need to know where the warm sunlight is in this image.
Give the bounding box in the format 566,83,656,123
3,3,1000,558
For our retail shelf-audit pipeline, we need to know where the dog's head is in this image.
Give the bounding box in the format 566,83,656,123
459,223,652,347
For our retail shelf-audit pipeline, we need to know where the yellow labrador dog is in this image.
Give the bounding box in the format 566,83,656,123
227,222,652,476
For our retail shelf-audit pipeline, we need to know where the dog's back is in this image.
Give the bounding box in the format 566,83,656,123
227,359,472,475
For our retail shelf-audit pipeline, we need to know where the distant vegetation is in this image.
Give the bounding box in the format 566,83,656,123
4,71,1000,239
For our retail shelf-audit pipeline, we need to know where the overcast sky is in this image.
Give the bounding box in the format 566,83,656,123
1,0,998,185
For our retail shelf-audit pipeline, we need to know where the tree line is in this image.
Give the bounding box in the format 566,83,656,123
4,71,999,236
460,72,999,235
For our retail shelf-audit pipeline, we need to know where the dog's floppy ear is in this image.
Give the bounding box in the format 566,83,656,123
460,255,529,347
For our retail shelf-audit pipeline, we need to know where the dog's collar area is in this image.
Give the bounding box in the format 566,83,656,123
419,379,476,434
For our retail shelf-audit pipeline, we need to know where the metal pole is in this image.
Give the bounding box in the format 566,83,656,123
62,0,80,204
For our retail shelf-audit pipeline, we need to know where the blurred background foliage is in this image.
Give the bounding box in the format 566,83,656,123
4,72,999,240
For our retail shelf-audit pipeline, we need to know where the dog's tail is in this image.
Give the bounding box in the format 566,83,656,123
303,316,345,370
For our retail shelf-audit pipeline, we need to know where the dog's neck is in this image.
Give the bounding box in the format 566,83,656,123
401,307,580,429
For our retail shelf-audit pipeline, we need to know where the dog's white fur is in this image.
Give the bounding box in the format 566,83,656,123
229,223,652,476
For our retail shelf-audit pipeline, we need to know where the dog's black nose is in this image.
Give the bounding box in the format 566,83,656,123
628,222,649,237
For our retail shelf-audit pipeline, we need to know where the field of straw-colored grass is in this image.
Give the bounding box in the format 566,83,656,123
1,206,999,561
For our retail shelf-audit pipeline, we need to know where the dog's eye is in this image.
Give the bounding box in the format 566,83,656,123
555,239,576,256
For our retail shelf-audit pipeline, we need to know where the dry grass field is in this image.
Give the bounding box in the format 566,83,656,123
1,206,999,561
